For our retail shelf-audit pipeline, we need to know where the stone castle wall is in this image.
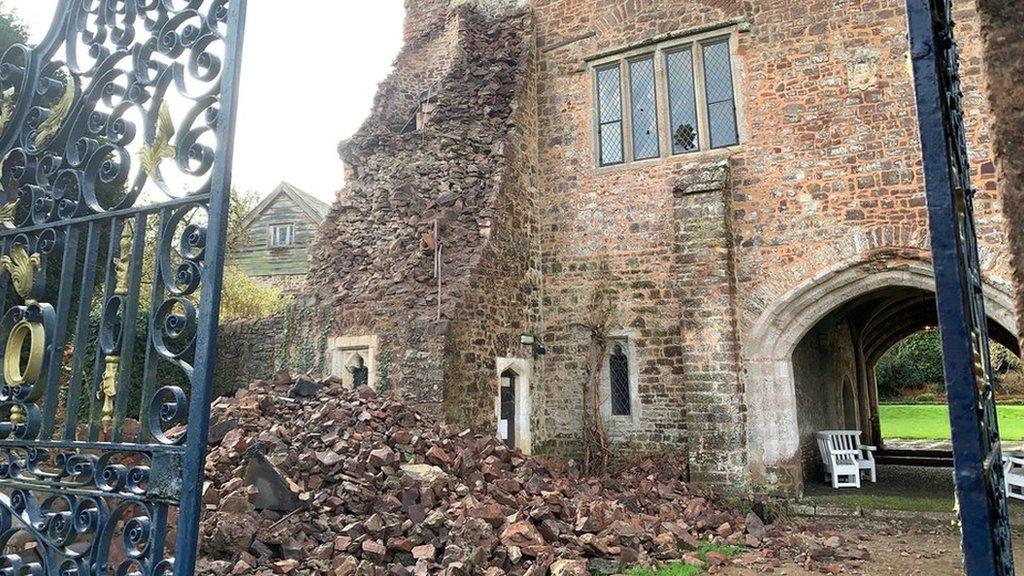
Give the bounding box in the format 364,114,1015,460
528,0,1011,487
305,4,535,411
218,0,1020,491
977,0,1024,343
442,32,542,434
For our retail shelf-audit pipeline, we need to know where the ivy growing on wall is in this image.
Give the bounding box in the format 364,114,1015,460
377,348,393,393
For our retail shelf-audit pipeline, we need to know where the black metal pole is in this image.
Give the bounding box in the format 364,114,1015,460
906,0,1014,573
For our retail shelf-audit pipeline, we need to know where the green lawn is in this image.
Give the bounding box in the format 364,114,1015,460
880,404,1024,440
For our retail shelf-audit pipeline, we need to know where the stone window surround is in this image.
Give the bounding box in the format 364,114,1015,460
587,23,748,169
599,329,642,427
494,357,532,455
268,222,295,248
329,335,379,391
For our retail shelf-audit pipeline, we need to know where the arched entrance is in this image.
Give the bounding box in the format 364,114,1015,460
744,257,1018,492
495,357,533,454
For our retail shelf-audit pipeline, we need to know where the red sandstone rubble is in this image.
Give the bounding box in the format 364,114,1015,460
194,377,870,575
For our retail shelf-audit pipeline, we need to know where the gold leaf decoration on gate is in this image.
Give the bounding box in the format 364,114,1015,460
33,80,75,149
100,356,120,428
139,101,176,181
1,243,41,299
114,220,134,295
0,87,15,136
0,200,18,227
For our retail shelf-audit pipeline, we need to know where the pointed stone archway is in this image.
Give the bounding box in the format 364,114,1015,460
743,257,1017,492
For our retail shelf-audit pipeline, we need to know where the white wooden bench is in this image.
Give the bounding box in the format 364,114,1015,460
816,430,877,489
1003,453,1024,501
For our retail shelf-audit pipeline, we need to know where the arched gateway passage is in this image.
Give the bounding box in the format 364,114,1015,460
744,258,1018,492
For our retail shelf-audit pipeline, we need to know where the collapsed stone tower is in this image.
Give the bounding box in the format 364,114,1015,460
302,0,540,424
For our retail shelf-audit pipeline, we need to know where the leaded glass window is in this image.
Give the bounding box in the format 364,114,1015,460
701,39,739,149
629,57,660,160
666,47,700,154
596,65,624,166
609,343,631,416
591,33,741,164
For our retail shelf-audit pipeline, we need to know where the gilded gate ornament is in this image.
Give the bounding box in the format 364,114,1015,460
32,79,74,149
139,101,177,182
4,319,44,387
0,1,248,574
99,221,135,428
0,200,18,227
0,243,40,299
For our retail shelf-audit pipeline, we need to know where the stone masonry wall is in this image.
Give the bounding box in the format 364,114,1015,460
403,0,451,42
977,0,1024,343
792,319,858,478
530,0,749,480
672,161,745,487
529,0,1010,489
215,316,283,394
442,31,541,434
306,4,534,413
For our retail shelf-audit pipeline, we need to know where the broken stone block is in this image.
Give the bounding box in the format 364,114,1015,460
550,559,589,576
401,464,448,484
289,376,321,398
243,452,306,512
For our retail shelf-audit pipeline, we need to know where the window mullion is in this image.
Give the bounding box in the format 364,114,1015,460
620,60,635,163
692,44,711,152
653,48,671,160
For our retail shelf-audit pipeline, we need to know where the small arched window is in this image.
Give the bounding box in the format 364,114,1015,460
609,343,631,416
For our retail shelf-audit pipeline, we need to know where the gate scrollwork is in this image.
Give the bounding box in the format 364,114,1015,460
0,1,247,574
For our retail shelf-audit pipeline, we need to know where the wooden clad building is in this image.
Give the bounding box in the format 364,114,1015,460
232,181,329,293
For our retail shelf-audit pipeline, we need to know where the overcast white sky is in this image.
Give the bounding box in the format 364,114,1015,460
8,2,405,203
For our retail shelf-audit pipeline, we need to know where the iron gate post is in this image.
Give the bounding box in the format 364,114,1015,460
906,0,1015,573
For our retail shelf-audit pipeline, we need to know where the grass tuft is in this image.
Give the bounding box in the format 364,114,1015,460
624,564,702,576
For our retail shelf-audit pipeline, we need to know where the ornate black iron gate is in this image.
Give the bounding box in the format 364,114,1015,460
0,1,246,574
906,0,1015,573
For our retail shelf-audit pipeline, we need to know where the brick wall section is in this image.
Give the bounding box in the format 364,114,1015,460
672,161,745,487
977,0,1024,342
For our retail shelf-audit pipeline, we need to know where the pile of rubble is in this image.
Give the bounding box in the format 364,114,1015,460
195,377,870,575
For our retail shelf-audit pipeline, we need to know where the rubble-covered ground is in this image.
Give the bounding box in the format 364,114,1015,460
722,516,1024,575
194,377,874,576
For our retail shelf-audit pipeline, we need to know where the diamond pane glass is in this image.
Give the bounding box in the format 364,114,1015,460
610,344,631,416
597,65,624,165
666,47,700,154
629,57,660,160
600,122,624,165
597,65,622,122
702,39,739,148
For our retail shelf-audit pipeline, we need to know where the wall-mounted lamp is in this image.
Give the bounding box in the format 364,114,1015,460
520,334,546,356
